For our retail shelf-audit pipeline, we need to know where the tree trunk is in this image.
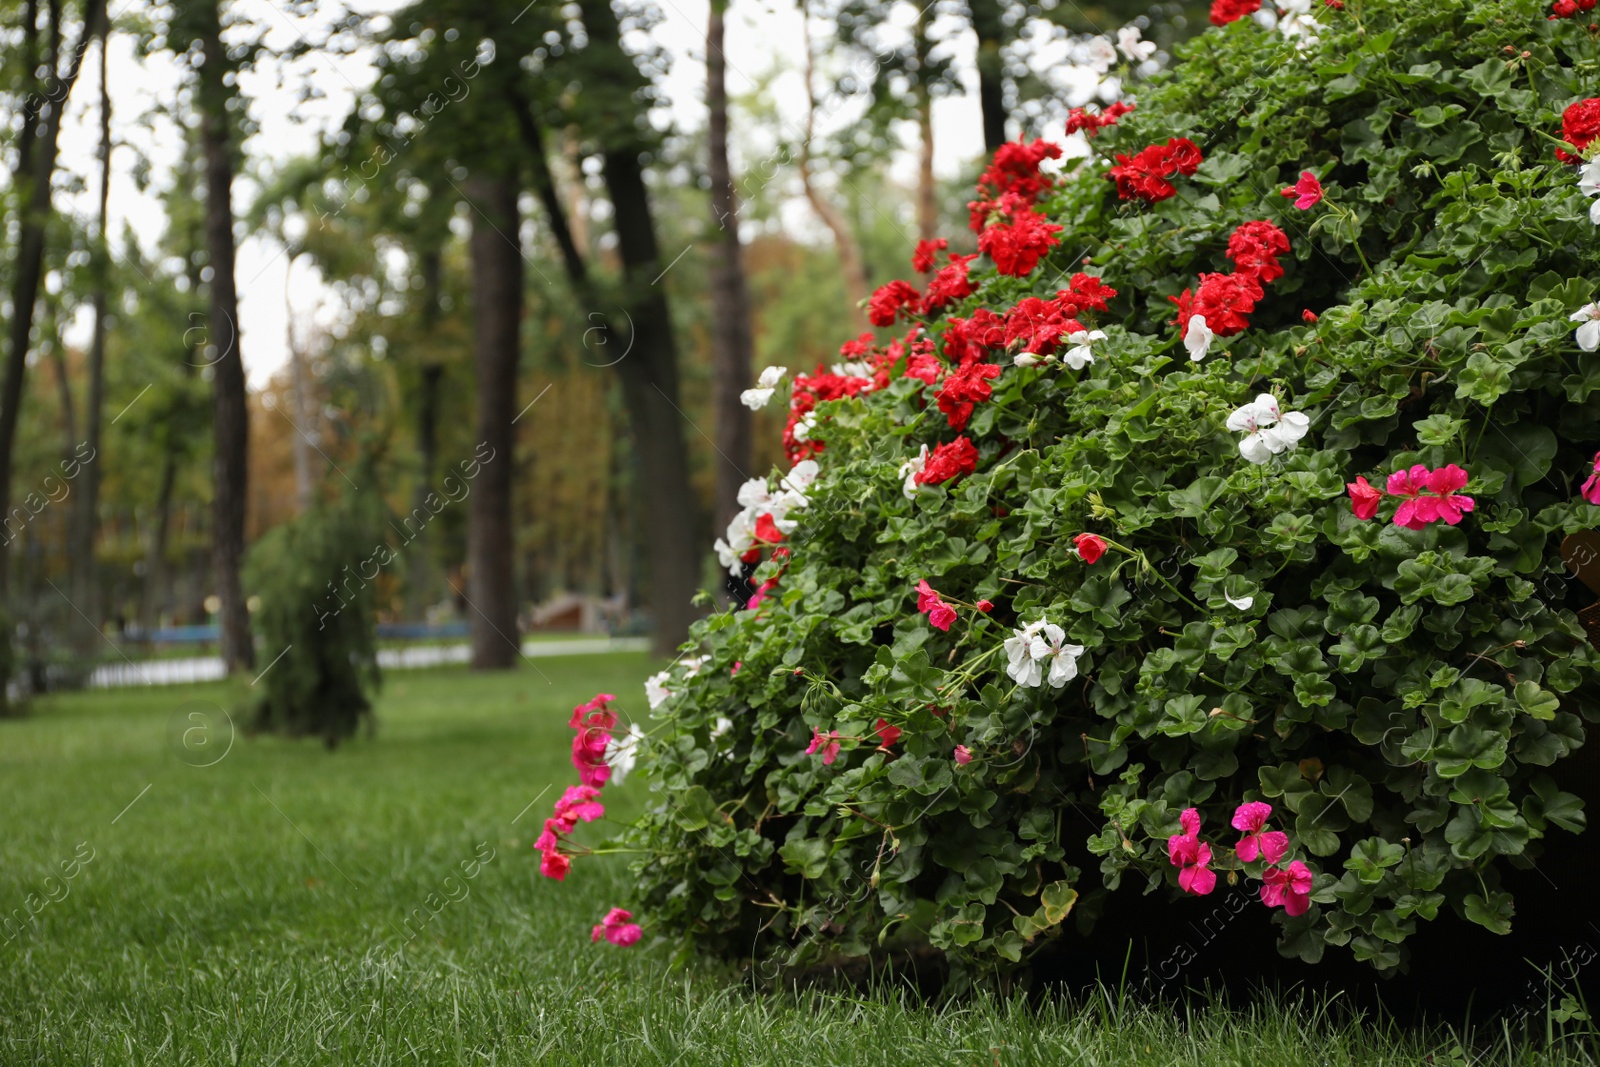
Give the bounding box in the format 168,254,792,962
47,304,76,458
197,0,254,672
464,174,522,670
406,246,445,620
70,9,110,616
969,0,1007,153
560,127,591,261
706,0,754,529
798,1,870,318
141,449,178,633
915,11,938,246
286,261,313,515
506,60,699,656
0,0,102,596
598,152,703,656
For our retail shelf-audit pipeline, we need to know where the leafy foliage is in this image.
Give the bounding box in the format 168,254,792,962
626,0,1600,981
246,489,385,747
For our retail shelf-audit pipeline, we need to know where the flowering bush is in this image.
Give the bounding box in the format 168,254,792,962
606,0,1600,983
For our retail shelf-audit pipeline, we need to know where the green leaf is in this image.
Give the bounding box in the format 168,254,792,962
1464,891,1514,936
778,836,831,879
1513,680,1560,721
1345,837,1405,883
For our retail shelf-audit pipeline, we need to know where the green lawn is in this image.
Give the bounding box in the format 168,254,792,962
1,656,1593,1064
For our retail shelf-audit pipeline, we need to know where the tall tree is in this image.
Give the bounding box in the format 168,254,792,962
578,0,703,654
968,0,1008,152
705,0,754,529
0,0,103,596
69,6,112,613
913,8,938,245
798,0,870,317
192,0,254,671
464,173,523,669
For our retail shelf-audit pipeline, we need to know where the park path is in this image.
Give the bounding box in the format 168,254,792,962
85,636,650,689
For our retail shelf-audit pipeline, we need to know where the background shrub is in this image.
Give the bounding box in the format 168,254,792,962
246,489,384,747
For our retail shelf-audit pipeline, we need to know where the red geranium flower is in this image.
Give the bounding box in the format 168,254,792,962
977,202,1063,276
921,254,978,313
868,279,922,327
912,237,948,273
874,719,902,747
935,360,1002,430
1227,220,1292,283
1347,476,1383,520
1108,138,1204,203
1280,171,1324,210
976,138,1063,203
1065,101,1134,137
915,436,981,487
1073,533,1107,564
1210,0,1262,24
1556,98,1600,163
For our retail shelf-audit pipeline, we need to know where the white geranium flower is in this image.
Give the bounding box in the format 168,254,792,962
779,459,820,497
710,716,734,741
740,366,788,409
1014,351,1042,368
1184,315,1214,362
714,511,756,575
1116,25,1156,63
792,412,817,442
736,477,775,511
1580,159,1600,199
1277,11,1322,46
683,655,709,678
1575,303,1600,352
830,360,874,379
604,723,645,785
899,444,928,500
1083,36,1118,74
1062,329,1106,370
1028,623,1086,688
1227,393,1310,464
645,669,673,710
1224,593,1255,610
1003,618,1052,688
1226,393,1282,433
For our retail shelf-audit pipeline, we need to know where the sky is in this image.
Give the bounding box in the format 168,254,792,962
47,0,1021,389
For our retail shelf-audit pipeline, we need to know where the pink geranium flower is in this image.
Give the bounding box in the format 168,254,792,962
916,579,959,631
1582,453,1600,504
746,577,779,610
1387,464,1474,530
1280,171,1323,209
806,728,842,765
1231,801,1289,865
540,850,571,881
1167,807,1217,895
591,907,643,946
1428,465,1475,524
1261,860,1315,916
954,745,973,765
